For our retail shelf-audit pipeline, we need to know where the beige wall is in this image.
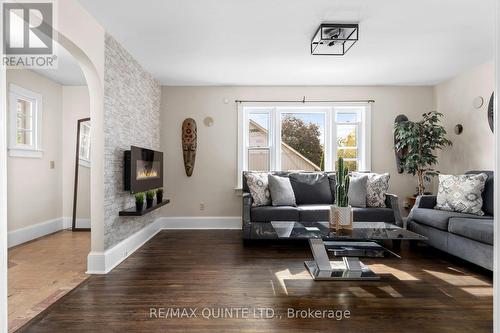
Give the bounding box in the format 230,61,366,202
7,70,63,231
160,86,434,217
62,86,90,219
7,71,90,232
434,61,495,174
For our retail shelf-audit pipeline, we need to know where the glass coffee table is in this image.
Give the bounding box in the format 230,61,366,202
253,221,427,281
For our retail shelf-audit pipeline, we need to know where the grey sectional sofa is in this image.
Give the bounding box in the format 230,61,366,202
407,171,494,270
242,171,402,240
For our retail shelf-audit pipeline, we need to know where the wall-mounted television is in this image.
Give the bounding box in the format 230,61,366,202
124,146,163,194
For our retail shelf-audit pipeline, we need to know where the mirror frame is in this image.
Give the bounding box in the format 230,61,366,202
72,117,91,231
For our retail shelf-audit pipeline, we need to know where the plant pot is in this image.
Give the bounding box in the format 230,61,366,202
146,198,154,208
136,202,144,211
156,193,163,203
329,205,353,230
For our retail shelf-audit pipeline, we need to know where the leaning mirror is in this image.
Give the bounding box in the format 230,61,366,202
72,118,91,231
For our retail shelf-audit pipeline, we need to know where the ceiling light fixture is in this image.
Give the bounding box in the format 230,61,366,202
311,23,359,56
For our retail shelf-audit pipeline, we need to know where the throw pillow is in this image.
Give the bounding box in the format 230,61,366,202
435,173,488,216
289,173,333,205
268,174,296,206
245,172,271,207
353,172,390,208
347,174,368,208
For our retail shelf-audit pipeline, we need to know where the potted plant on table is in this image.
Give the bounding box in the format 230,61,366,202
156,188,163,203
394,111,452,196
135,192,144,212
330,157,352,230
146,190,155,208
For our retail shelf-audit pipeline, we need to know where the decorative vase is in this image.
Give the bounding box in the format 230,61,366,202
146,198,153,208
136,202,143,211
329,205,353,230
156,192,163,203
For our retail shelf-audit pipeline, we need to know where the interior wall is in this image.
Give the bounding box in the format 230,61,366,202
434,61,495,174
62,86,91,220
160,86,434,217
6,70,63,232
103,34,161,250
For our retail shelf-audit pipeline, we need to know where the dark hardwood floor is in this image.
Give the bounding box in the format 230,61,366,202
19,230,492,332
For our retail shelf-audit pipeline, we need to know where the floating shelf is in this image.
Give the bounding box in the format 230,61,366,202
119,199,170,216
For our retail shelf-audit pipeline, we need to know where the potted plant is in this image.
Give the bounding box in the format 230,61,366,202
156,188,163,203
135,192,144,212
146,190,155,208
394,111,452,196
330,157,352,230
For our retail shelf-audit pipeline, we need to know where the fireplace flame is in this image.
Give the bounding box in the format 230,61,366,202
137,169,158,180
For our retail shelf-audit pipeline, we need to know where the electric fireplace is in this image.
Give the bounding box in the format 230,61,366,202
124,146,163,193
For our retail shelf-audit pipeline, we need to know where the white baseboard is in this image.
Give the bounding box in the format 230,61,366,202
86,216,241,274
8,217,92,248
8,217,64,248
62,217,91,229
86,218,163,274
160,216,242,229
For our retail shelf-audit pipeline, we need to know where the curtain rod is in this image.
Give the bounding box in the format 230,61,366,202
235,97,375,104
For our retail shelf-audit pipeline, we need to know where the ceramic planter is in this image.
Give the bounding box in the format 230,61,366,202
329,205,353,230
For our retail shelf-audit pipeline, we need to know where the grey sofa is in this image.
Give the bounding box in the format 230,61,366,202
407,171,494,270
242,171,402,240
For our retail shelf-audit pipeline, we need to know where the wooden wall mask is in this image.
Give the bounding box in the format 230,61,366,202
182,118,197,177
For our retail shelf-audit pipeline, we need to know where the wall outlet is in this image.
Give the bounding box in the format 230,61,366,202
50,161,55,169
200,203,205,211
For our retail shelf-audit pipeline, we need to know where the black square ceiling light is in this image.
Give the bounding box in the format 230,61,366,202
311,23,359,55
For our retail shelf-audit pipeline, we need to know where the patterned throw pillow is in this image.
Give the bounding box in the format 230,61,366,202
245,172,271,207
353,172,390,208
435,174,488,216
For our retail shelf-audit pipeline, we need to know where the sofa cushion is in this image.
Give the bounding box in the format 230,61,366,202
245,172,271,207
297,204,330,221
251,206,299,222
348,174,368,208
353,207,395,222
435,173,488,216
296,205,395,223
268,174,296,206
466,171,494,216
411,208,491,231
289,173,333,205
448,218,494,245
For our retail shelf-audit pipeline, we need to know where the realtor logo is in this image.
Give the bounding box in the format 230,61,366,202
2,2,57,68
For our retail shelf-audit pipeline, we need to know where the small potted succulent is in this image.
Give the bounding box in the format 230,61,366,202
146,190,155,208
156,188,164,203
135,192,144,212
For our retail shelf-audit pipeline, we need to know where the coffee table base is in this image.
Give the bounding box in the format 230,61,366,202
304,260,380,281
307,238,381,281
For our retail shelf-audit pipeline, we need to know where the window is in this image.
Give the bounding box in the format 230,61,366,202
237,103,371,187
8,84,43,158
79,121,91,168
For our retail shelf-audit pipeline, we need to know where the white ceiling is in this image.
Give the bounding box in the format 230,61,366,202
78,0,495,86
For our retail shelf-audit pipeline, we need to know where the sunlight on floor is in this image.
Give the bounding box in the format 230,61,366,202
461,287,493,297
370,264,420,281
273,268,310,295
423,269,490,287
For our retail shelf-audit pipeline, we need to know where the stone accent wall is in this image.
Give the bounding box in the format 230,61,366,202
103,33,161,249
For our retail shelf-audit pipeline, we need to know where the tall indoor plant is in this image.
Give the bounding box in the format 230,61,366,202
394,111,452,196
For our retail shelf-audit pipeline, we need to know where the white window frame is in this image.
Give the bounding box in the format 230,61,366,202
237,102,372,188
8,84,43,158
